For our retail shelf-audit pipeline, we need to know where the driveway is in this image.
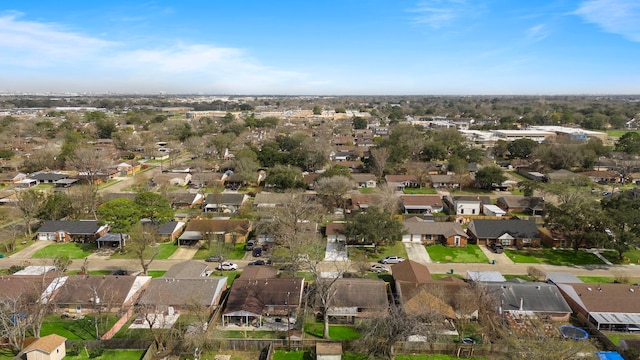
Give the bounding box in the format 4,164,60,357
8,240,51,259
403,242,432,263
478,243,515,265
324,239,348,261
168,241,202,260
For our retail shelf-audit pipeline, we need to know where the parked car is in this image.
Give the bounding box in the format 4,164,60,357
252,247,263,257
380,256,405,264
488,243,504,254
216,262,238,271
248,259,272,266
370,264,389,273
112,270,128,276
205,255,224,262
245,240,256,251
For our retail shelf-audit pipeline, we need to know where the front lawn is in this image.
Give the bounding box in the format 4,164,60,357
427,244,489,263
32,242,94,259
403,187,437,194
348,241,407,262
40,314,119,340
192,242,245,260
110,242,176,260
304,323,361,340
602,248,640,265
503,248,607,266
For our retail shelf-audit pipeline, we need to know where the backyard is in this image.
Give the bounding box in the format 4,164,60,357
427,244,489,263
40,314,120,340
304,323,361,340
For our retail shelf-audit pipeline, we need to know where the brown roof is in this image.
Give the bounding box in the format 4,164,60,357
316,342,342,355
137,277,227,308
396,280,471,319
565,283,640,313
324,278,389,309
53,275,138,306
0,275,59,301
391,260,432,284
325,222,345,236
351,173,376,182
400,195,443,207
23,334,67,354
224,277,304,316
239,266,278,279
185,219,251,235
385,175,418,183
402,221,468,238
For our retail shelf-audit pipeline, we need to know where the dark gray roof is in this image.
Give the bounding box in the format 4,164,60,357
37,220,102,235
156,221,184,236
204,193,246,205
468,219,539,239
484,282,572,313
545,272,584,284
31,172,68,181
137,277,227,308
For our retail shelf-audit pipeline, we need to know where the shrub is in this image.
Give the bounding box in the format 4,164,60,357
88,345,104,358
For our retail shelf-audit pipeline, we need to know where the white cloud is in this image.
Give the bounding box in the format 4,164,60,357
527,24,550,41
574,0,640,41
409,0,473,29
0,12,312,93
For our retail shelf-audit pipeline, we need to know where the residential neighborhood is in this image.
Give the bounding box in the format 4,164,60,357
1,95,640,360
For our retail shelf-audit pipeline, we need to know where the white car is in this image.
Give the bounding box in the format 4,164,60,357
380,256,405,264
370,264,389,273
216,262,238,271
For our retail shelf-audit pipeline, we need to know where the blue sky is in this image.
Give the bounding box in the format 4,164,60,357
0,0,639,95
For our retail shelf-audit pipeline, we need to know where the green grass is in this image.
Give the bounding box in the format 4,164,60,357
403,187,438,194
109,242,176,260
67,270,113,276
450,188,493,195
431,273,465,280
0,236,37,257
64,350,145,360
503,248,607,266
605,130,638,138
426,244,489,263
605,333,640,347
214,330,281,339
507,171,529,181
32,242,94,259
304,323,361,340
348,241,407,262
358,187,376,194
396,355,488,360
146,270,167,278
503,274,535,282
272,350,311,360
40,314,119,340
577,276,616,283
193,242,245,260
602,248,640,265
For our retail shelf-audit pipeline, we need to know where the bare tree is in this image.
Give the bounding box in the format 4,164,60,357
68,184,100,219
354,305,421,359
14,189,44,238
370,147,390,180
128,223,160,276
67,146,113,187
314,175,355,211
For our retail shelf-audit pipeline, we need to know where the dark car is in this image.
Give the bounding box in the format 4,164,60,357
488,243,504,254
205,255,224,262
252,247,263,257
112,270,128,276
248,258,272,266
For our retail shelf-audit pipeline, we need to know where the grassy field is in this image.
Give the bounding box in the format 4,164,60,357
40,314,119,340
304,323,361,340
32,242,94,259
192,242,246,260
503,248,606,266
272,350,311,360
396,355,488,360
403,187,438,194
109,242,177,260
427,244,489,263
348,241,407,262
605,130,638,138
64,350,145,360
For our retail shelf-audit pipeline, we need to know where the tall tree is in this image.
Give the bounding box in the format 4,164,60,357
507,138,539,159
314,175,355,211
601,194,640,260
37,192,73,221
265,164,305,190
128,223,160,276
97,198,140,239
474,166,506,190
14,189,44,237
344,206,403,248
134,192,173,224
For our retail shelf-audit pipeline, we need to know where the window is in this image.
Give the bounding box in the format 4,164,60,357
460,209,464,214
501,239,511,246
471,209,476,214
522,238,531,244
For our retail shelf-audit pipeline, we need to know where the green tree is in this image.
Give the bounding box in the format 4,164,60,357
474,166,506,190
352,116,367,130
265,164,305,190
344,206,403,248
492,140,509,159
37,192,73,221
319,164,352,179
134,192,173,224
312,105,322,115
94,117,117,139
601,194,640,260
507,138,538,159
97,198,141,236
615,132,640,155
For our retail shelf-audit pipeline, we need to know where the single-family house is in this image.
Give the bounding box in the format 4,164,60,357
466,219,541,247
168,192,204,209
96,233,129,249
556,283,640,331
0,171,27,185
429,174,460,189
579,170,621,184
179,219,252,246
116,161,141,176
385,175,419,190
0,274,66,305
52,275,150,315
22,334,67,360
317,278,389,323
155,221,186,242
203,193,249,213
222,266,304,327
496,196,545,215
400,195,444,214
325,222,346,243
351,173,377,188
444,196,492,216
484,281,572,322
402,218,468,246
36,220,110,243
30,172,69,184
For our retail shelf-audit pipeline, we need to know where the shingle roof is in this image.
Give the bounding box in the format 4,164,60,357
184,219,251,235
156,221,184,236
496,196,545,210
325,222,345,236
23,334,67,354
392,260,432,284
400,195,443,207
484,282,572,314
558,283,640,314
468,219,539,239
324,278,389,309
403,221,467,238
53,275,139,306
137,277,227,308
204,193,247,205
239,266,278,279
31,172,68,181
224,277,304,316
36,220,102,235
